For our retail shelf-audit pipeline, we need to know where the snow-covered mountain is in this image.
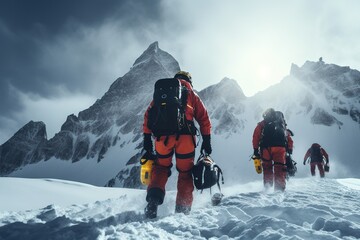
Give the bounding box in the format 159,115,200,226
1,43,360,187
0,177,360,239
0,42,180,187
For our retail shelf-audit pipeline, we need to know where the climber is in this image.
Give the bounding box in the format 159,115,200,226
143,71,212,218
252,109,293,191
303,143,329,177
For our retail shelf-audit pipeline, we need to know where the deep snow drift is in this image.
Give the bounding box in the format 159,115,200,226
0,177,360,239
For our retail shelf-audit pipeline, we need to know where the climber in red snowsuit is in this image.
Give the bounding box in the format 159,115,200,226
142,71,212,218
252,109,293,191
303,143,329,177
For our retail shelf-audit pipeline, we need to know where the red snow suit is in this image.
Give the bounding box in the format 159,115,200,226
143,79,211,207
253,120,293,191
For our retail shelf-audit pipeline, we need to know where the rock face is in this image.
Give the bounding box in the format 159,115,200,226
290,60,360,126
1,47,360,186
198,78,246,137
0,121,47,174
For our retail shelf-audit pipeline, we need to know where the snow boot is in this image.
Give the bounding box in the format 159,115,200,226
144,201,158,219
175,205,191,215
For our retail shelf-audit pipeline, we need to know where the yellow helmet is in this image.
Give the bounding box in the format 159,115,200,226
174,71,192,83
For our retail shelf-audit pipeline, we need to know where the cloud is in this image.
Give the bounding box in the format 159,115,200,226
1,0,360,143
0,0,165,141
0,86,96,144
0,0,164,100
157,0,360,95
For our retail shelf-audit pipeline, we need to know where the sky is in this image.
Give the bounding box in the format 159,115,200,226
1,0,360,143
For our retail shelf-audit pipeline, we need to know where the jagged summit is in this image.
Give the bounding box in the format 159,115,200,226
0,121,47,174
258,60,360,127
106,42,180,94
290,60,360,103
132,41,179,76
133,41,159,66
8,121,47,142
200,77,246,103
198,78,246,137
218,77,246,99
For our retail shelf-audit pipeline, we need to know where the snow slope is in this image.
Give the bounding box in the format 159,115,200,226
0,177,359,239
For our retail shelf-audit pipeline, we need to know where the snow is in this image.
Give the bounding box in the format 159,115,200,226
337,178,360,191
1,177,360,239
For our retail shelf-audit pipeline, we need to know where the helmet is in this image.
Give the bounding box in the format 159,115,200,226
262,108,275,121
174,71,192,83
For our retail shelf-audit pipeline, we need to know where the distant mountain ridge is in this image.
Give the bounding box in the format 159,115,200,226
1,43,359,187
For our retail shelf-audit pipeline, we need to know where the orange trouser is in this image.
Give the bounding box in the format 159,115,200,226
310,162,325,177
147,135,195,207
261,147,287,191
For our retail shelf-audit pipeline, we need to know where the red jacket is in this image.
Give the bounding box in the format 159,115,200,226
143,79,211,136
252,120,293,150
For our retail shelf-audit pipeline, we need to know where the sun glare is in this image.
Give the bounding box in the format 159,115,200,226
257,65,273,81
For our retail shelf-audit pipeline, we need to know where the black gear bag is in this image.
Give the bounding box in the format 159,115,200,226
286,154,297,177
192,154,224,193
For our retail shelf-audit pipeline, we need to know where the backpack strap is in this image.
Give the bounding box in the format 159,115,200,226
196,153,207,194
208,165,224,195
214,164,224,194
164,135,169,146
178,86,188,129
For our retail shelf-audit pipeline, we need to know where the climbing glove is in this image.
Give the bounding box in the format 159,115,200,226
253,148,260,158
143,133,153,153
201,135,212,155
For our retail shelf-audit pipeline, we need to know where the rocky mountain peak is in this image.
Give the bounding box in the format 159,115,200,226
198,78,247,137
200,77,246,103
132,41,179,76
291,60,360,94
11,121,47,141
218,77,246,99
0,121,47,175
61,114,82,134
133,41,159,65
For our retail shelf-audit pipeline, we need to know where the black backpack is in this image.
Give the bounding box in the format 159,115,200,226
310,144,323,162
147,78,188,137
192,154,224,192
260,111,287,147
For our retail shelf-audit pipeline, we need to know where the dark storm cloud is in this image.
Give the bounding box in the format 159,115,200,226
0,0,162,35
0,0,163,115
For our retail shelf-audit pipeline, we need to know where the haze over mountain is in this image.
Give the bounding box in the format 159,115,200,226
1,42,359,187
